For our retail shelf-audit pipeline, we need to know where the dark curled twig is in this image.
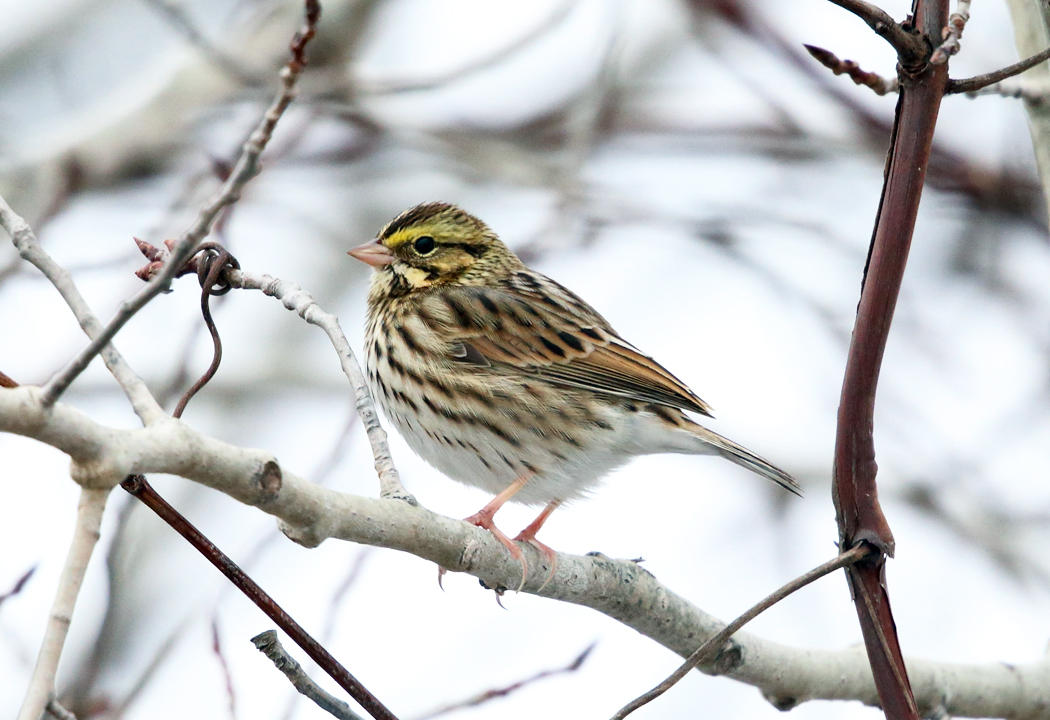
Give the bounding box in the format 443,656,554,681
804,44,898,95
173,242,239,418
120,475,398,720
252,631,364,720
134,237,240,417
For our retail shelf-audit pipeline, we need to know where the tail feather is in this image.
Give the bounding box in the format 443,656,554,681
692,425,802,497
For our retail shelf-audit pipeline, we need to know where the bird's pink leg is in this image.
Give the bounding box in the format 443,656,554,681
514,500,561,592
463,474,533,591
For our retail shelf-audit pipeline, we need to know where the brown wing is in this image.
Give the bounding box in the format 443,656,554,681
428,273,714,417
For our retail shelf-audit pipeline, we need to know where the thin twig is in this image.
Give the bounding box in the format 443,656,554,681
37,0,321,408
106,618,193,718
804,44,899,95
947,44,1050,94
725,0,1040,213
226,268,413,505
355,0,575,94
120,475,399,720
252,631,364,720
930,0,970,65
0,196,164,424
0,565,37,607
321,551,373,642
610,544,873,719
415,643,595,720
211,618,237,720
282,550,373,719
824,0,926,62
17,488,110,720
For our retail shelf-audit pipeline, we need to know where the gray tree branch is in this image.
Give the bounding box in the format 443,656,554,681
2,385,1049,718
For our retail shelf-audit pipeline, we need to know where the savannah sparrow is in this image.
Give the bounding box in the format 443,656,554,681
350,202,799,583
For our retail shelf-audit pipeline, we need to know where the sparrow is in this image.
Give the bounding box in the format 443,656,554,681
349,202,799,586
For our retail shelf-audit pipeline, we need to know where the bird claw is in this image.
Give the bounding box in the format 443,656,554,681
516,534,558,593
464,511,529,592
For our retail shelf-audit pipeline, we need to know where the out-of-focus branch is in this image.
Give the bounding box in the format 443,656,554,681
414,643,594,720
1004,0,1050,226
36,0,321,409
0,565,37,607
140,0,265,86
210,619,237,720
17,488,110,720
961,77,1050,102
46,699,79,720
3,385,1050,716
354,0,575,94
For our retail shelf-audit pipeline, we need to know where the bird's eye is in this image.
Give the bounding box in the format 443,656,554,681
413,235,436,254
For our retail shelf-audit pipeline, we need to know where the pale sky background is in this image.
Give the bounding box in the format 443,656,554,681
2,1,1049,719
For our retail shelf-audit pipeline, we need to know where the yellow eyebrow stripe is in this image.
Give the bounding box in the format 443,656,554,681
383,228,416,249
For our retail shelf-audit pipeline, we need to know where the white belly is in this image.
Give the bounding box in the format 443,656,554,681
363,312,685,505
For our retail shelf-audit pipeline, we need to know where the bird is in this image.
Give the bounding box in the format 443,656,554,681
349,202,799,588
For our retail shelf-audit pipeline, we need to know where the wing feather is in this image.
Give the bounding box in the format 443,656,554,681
428,279,714,417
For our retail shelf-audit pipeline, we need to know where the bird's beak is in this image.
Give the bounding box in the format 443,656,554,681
348,239,395,267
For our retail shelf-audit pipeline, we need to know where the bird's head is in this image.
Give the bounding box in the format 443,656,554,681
349,202,519,298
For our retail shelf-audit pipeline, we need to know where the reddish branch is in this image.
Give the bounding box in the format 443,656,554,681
824,0,926,62
804,45,898,95
831,1,949,719
121,475,398,720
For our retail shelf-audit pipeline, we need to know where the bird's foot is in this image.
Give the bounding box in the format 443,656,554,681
514,529,557,593
464,509,528,592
